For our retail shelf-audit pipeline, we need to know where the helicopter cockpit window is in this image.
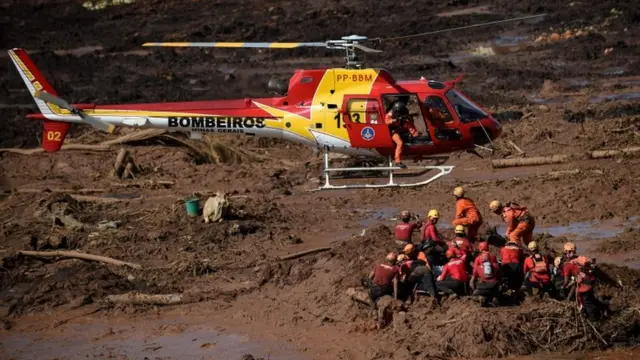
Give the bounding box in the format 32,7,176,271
423,96,453,124
445,89,488,123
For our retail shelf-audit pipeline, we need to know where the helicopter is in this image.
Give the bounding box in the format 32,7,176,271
7,14,545,191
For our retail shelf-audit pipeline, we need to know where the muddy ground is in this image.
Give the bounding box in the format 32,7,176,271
1,0,640,359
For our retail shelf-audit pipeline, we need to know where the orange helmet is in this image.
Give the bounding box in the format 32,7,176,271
403,243,415,254
573,256,591,267
386,252,398,262
446,248,459,259
478,241,489,252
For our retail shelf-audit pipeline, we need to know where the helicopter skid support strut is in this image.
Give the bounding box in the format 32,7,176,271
311,147,454,191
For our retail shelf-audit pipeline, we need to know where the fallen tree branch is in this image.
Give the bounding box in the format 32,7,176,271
277,247,332,261
508,140,525,155
105,292,184,305
0,144,111,155
0,129,168,155
14,187,107,194
18,250,142,270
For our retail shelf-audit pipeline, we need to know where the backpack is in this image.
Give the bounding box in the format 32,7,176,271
532,254,548,273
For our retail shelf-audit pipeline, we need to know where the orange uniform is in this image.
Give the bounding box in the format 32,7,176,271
500,203,535,245
385,111,418,164
452,197,483,242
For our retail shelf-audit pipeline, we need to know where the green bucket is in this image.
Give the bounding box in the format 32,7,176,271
185,197,200,217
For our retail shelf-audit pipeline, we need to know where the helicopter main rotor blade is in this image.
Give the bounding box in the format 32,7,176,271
142,41,328,49
34,90,115,133
34,90,73,112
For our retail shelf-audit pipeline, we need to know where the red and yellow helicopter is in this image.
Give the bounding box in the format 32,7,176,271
8,16,543,190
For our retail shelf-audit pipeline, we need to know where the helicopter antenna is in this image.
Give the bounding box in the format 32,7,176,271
371,13,547,42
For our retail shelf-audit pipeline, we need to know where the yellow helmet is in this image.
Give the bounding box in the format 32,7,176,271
453,187,464,197
563,242,576,252
528,241,538,250
397,254,408,262
554,256,562,267
489,200,502,212
427,209,439,219
454,225,466,235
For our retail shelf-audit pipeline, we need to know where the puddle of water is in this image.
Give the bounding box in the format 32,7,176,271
82,0,136,11
494,35,529,46
356,207,399,227
601,67,626,76
565,78,590,90
437,5,494,17
495,216,640,239
588,92,640,104
3,319,306,360
101,193,141,199
529,95,574,105
53,45,104,57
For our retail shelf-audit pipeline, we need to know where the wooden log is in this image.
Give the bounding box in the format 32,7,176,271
122,162,135,179
105,292,184,305
277,247,332,261
590,146,640,159
113,148,129,178
491,155,571,168
18,250,142,269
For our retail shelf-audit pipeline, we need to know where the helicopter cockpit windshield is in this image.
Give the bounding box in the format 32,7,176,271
445,89,488,123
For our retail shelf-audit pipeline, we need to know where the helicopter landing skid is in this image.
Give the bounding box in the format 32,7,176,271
309,147,454,191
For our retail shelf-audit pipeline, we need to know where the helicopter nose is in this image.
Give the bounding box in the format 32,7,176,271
488,115,502,140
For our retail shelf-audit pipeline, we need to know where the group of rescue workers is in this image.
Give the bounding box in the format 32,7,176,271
367,186,611,321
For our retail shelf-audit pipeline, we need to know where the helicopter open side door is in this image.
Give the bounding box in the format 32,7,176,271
341,96,394,149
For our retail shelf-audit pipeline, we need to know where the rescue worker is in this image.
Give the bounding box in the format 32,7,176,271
421,209,448,278
560,242,579,300
385,101,419,168
368,252,400,304
489,200,536,246
570,256,610,320
499,240,525,294
401,244,440,304
551,256,564,297
522,241,553,299
449,225,475,273
470,241,501,306
394,210,422,252
436,248,469,297
451,187,483,242
450,225,475,261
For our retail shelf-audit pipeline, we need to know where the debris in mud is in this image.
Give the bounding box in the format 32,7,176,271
492,110,524,122
203,192,230,223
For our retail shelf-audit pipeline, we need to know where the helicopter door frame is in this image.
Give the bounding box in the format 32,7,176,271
341,96,394,149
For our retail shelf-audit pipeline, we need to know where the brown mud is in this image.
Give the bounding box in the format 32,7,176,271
2,0,640,359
